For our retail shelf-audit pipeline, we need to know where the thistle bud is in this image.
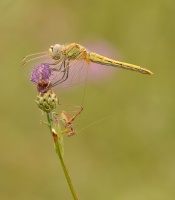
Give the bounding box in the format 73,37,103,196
36,89,58,112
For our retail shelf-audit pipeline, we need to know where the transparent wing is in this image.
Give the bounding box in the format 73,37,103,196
50,57,89,89
22,52,55,68
22,52,57,81
50,57,116,89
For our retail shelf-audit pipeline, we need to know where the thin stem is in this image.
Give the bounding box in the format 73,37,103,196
46,112,79,200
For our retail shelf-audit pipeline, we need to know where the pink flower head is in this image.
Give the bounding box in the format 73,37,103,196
30,64,52,93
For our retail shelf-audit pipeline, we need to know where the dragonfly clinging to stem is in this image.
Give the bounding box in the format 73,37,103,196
22,43,153,88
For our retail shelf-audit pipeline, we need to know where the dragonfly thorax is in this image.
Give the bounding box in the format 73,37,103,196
49,44,62,60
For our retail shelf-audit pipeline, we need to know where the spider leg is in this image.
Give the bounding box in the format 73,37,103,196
67,106,83,125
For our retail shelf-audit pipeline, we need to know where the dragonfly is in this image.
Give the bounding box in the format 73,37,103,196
22,43,153,88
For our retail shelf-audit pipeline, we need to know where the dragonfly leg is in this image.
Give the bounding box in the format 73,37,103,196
51,61,70,87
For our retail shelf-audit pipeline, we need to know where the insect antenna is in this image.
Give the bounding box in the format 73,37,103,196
22,54,50,67
22,51,48,62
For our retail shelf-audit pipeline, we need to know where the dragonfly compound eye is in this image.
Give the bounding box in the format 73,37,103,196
50,44,61,60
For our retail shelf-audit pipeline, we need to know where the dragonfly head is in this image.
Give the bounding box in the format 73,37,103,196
49,44,61,60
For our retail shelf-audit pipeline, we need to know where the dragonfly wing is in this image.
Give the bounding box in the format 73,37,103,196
50,58,89,88
23,53,57,82
50,56,115,89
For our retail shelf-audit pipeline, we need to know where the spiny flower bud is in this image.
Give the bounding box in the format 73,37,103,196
36,89,58,112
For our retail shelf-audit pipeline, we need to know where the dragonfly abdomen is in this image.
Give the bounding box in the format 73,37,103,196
89,52,153,75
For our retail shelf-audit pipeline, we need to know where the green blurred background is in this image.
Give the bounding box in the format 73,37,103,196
1,0,175,199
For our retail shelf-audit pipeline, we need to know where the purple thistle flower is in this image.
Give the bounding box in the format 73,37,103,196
30,64,52,93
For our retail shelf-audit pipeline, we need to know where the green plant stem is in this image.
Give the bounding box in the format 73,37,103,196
47,112,79,200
